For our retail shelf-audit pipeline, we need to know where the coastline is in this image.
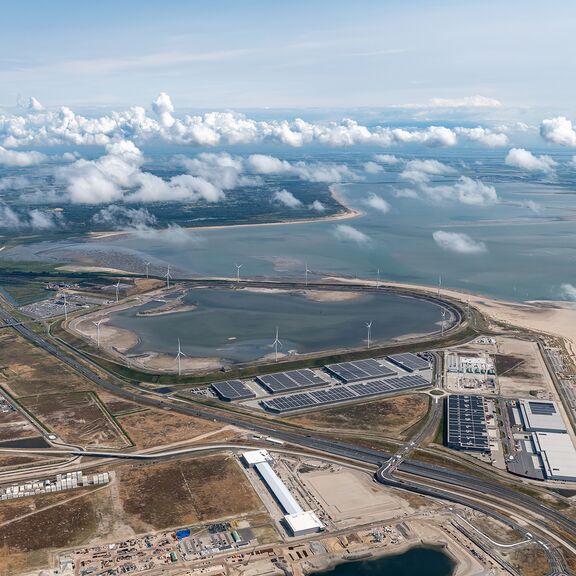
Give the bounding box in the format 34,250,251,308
88,185,363,240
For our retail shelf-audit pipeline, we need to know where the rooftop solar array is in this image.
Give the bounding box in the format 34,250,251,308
256,369,327,394
211,380,256,401
386,353,430,373
445,395,489,452
325,359,396,383
261,374,430,413
528,401,557,415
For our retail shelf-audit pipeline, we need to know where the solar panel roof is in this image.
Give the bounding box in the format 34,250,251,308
386,353,430,372
256,369,327,393
261,373,430,413
325,359,396,383
211,380,256,401
445,395,489,452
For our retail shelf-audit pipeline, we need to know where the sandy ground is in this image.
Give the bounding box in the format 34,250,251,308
300,468,414,528
302,290,363,302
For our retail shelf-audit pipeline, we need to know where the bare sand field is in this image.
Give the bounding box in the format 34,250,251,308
21,392,130,449
288,394,430,439
300,467,418,528
116,408,222,449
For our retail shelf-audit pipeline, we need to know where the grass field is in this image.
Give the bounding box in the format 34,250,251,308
20,392,130,448
0,330,93,397
287,393,431,439
118,454,262,532
0,491,98,576
116,408,222,449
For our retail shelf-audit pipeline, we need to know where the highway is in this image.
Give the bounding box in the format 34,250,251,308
0,298,573,575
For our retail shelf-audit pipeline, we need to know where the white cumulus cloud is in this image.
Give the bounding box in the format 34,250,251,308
333,224,370,244
505,148,556,172
433,230,487,254
273,189,302,208
0,146,47,167
559,283,576,301
365,193,390,214
540,116,576,147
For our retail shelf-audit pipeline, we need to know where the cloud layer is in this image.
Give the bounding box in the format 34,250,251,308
433,230,487,254
0,93,510,150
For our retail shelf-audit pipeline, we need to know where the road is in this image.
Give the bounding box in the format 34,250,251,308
0,299,573,575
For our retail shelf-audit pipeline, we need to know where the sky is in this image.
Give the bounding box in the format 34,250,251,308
2,0,575,116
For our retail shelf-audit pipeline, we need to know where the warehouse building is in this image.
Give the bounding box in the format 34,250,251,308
242,450,324,536
518,400,566,433
531,432,576,481
445,395,489,453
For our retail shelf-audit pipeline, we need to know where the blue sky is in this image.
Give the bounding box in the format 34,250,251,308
1,0,575,114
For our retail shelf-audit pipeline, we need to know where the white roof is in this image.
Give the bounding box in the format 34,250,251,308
284,510,324,533
532,432,576,481
518,400,566,432
255,461,302,515
242,449,271,465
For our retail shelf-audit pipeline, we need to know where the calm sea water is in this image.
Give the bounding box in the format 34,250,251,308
109,288,443,362
317,547,454,576
4,152,576,302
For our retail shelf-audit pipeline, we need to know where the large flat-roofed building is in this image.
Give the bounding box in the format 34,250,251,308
445,395,489,453
518,400,566,433
241,450,324,536
532,432,576,481
283,511,324,536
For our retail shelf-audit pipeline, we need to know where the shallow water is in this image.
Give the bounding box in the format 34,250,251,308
109,288,443,362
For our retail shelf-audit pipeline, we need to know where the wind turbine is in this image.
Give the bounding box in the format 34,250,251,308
366,321,373,349
437,274,442,297
235,263,242,285
145,261,151,279
63,293,68,321
272,327,282,362
305,262,310,287
466,296,471,318
93,319,103,348
176,338,186,376
164,265,172,289
441,308,447,336
376,268,380,289
115,280,120,303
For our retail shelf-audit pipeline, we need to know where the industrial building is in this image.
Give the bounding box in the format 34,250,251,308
445,395,489,453
531,432,576,482
242,450,324,536
517,399,566,433
211,379,255,401
446,353,494,375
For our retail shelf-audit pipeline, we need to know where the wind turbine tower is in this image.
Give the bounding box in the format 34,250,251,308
235,263,242,285
272,327,282,362
63,293,68,321
305,263,310,287
176,338,186,376
115,280,120,303
93,319,103,348
366,321,373,349
376,268,380,289
441,308,447,336
165,265,172,289
145,261,151,279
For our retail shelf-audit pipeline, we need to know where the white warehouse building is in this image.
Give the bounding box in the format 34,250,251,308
242,450,324,536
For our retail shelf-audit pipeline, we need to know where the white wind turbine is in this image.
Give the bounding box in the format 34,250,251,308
366,320,373,349
437,274,442,297
145,261,151,279
176,338,186,376
165,265,172,289
272,327,282,362
114,280,120,303
93,319,103,348
63,293,68,321
376,268,380,289
305,262,310,287
235,263,242,285
441,308,447,336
